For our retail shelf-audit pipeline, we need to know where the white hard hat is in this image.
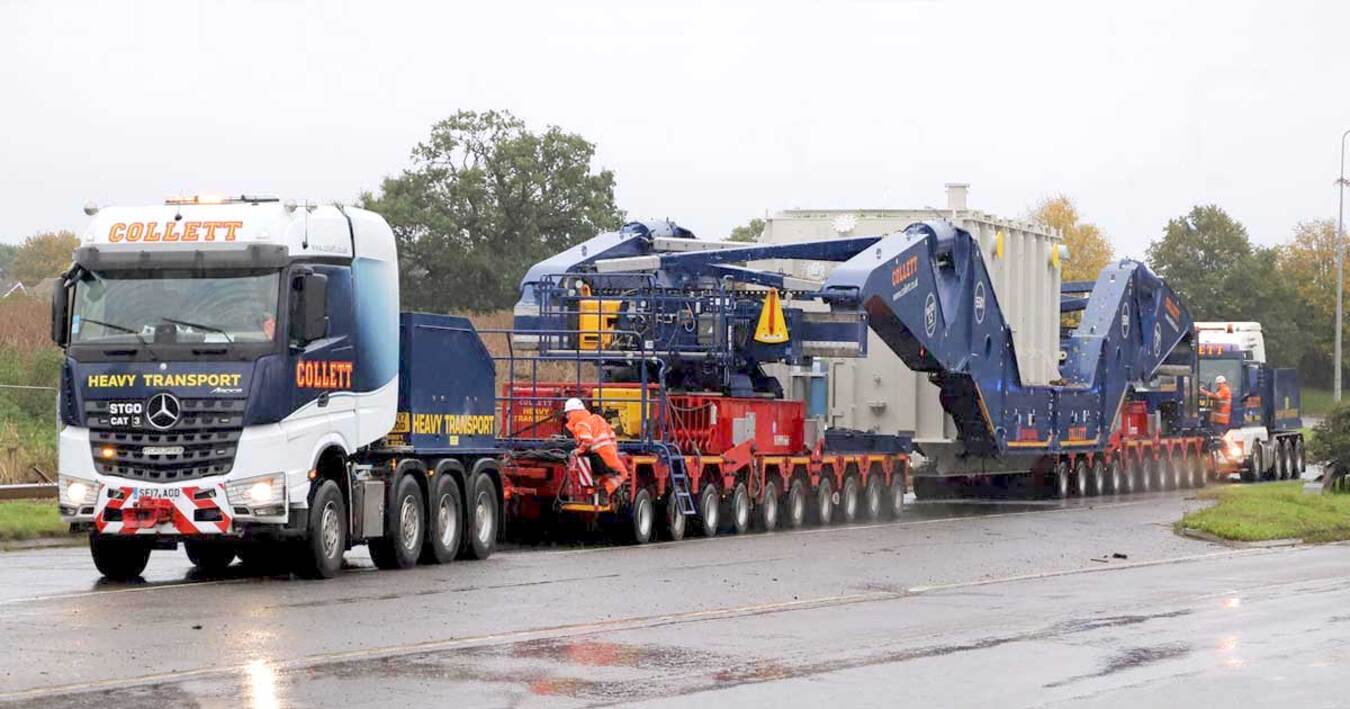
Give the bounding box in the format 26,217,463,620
563,397,586,413
1214,375,1226,384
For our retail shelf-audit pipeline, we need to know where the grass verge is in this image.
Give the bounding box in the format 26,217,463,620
1301,387,1335,418
0,500,71,542
1179,482,1350,544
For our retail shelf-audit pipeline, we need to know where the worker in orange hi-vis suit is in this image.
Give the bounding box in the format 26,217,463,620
563,398,629,496
1200,375,1233,432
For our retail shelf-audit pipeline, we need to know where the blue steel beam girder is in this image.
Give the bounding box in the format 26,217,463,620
821,221,1195,456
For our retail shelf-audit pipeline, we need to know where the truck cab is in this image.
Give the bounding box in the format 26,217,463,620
1195,321,1304,481
52,196,401,577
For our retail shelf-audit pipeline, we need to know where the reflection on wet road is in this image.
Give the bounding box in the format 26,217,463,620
2,485,1344,708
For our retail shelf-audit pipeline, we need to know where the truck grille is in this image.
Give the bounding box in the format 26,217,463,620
86,398,246,483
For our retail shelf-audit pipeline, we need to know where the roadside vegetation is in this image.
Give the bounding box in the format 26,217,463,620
1180,482,1350,543
0,500,68,542
0,296,60,484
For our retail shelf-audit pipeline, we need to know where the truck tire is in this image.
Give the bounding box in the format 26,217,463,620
1136,457,1152,492
840,475,861,524
629,487,655,544
1243,446,1262,483
1051,459,1070,499
815,478,835,525
1087,458,1105,496
184,541,236,573
1072,458,1088,497
1118,457,1135,494
1294,437,1306,476
757,480,780,531
662,492,687,541
864,475,883,521
786,478,808,528
371,474,425,570
1279,440,1292,480
89,534,152,581
461,473,498,560
887,474,905,518
1105,459,1122,495
725,482,751,535
421,473,463,565
1190,454,1205,488
293,479,347,580
1163,452,1178,490
697,483,720,537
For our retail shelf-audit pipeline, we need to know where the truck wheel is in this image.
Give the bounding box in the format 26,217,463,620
864,475,883,521
371,474,425,570
1106,459,1122,495
815,478,835,525
1087,459,1104,496
840,475,861,523
786,478,808,528
1136,457,1152,492
461,473,498,560
293,479,347,580
1190,454,1205,488
697,483,720,537
629,487,655,544
662,492,687,541
888,474,906,518
1051,459,1070,499
1244,446,1262,483
757,480,780,532
1280,440,1292,480
421,473,463,565
1116,458,1132,494
184,541,236,573
1072,458,1088,497
725,482,751,535
1294,437,1306,476
90,534,152,581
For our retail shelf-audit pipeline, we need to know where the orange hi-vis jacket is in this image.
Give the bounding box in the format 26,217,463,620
565,409,627,477
1211,382,1232,426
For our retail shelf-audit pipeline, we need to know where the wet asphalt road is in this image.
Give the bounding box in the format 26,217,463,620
1,485,1345,708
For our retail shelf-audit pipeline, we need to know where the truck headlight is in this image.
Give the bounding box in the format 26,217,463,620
227,473,286,508
60,475,99,506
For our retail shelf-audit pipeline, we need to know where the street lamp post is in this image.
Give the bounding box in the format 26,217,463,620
1337,129,1350,403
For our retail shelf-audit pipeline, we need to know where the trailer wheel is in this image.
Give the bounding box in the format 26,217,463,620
1071,458,1088,497
757,480,780,532
1190,452,1205,488
1117,458,1133,495
1136,456,1152,492
184,541,235,573
628,488,655,545
1105,459,1121,495
726,482,751,535
292,479,346,580
697,483,720,537
461,473,499,560
887,474,906,518
1051,459,1070,499
840,475,861,524
786,478,808,528
421,473,463,565
864,475,884,521
662,492,687,541
1166,451,1181,490
1294,437,1306,477
371,474,425,570
89,534,152,581
815,478,835,525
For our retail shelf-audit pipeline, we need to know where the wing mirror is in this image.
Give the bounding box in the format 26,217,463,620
289,272,329,346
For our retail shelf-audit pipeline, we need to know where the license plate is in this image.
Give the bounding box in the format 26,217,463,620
131,487,181,499
142,446,185,456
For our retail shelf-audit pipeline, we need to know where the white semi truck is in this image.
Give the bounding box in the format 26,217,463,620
52,196,504,579
1195,321,1304,481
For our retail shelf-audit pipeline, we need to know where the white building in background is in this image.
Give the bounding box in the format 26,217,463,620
758,183,1065,451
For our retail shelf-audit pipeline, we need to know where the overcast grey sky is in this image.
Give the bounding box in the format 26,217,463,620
2,0,1347,258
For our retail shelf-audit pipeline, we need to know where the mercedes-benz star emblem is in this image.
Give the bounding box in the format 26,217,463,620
146,392,181,430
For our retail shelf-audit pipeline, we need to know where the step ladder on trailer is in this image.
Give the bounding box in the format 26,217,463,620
653,442,697,515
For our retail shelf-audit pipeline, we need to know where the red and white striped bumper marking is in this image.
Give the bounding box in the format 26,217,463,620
94,483,233,536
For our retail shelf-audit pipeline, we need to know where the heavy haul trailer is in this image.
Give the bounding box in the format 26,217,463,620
500,220,915,541
1194,321,1304,481
52,197,504,580
562,219,1217,500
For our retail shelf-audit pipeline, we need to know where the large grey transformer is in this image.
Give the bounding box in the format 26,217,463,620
756,184,1064,460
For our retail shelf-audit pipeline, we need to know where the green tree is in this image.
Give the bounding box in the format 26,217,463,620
1029,195,1112,282
0,243,18,280
10,231,78,285
728,217,765,243
1275,220,1347,385
1146,205,1308,372
361,110,623,312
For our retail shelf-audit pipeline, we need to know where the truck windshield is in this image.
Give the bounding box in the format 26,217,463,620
1198,358,1242,391
71,269,281,345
